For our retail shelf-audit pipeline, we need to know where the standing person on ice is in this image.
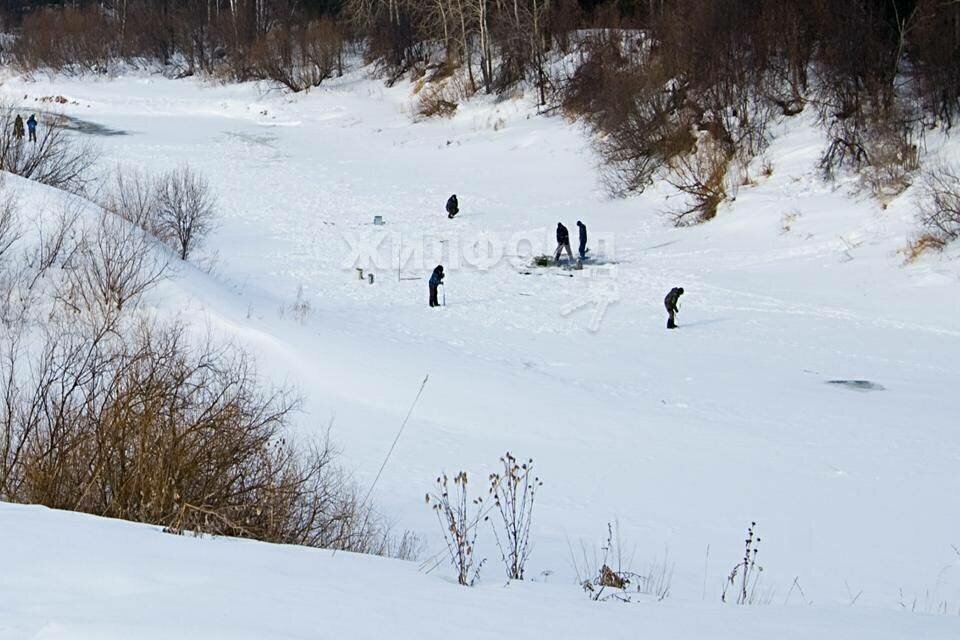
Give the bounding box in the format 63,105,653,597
13,114,24,141
554,222,573,264
576,220,588,260
428,265,445,307
664,287,684,329
446,194,459,219
26,114,37,142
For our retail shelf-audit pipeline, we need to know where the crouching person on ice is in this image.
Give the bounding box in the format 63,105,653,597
429,265,445,308
665,286,684,329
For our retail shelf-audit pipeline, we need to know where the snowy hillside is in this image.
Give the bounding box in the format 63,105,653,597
2,502,958,639
1,65,959,636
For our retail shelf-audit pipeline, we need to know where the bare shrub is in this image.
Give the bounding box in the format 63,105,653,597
59,213,169,317
570,521,672,602
597,86,696,195
250,18,345,92
11,6,117,73
860,120,919,200
0,106,99,195
722,521,766,605
155,165,218,260
488,452,541,580
416,83,460,119
916,162,960,247
0,187,414,560
902,233,947,264
0,182,20,264
416,73,471,119
664,133,732,226
426,471,485,585
101,165,159,233
0,313,415,557
0,182,26,329
565,37,695,195
290,286,312,324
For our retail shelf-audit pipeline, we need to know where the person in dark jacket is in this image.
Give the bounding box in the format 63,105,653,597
576,220,588,259
446,194,459,219
26,114,37,142
429,265,445,307
664,287,684,329
13,114,24,140
554,222,573,263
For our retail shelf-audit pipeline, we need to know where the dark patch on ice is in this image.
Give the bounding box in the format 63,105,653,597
826,380,885,392
45,113,129,137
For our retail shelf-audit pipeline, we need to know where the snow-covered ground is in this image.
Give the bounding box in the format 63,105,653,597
1,66,959,636
2,502,958,639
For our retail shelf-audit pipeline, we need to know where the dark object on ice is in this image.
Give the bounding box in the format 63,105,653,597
826,380,885,392
665,287,684,329
53,113,127,137
26,114,37,142
429,265,444,307
554,223,573,263
446,194,459,219
576,220,588,259
13,114,24,140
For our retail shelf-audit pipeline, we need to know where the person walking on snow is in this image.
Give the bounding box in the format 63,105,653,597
429,265,445,307
664,287,684,329
576,220,588,260
446,194,459,219
13,114,24,141
554,222,573,263
26,114,37,142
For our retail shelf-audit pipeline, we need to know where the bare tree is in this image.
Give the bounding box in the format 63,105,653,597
664,133,732,226
155,165,218,260
917,161,960,245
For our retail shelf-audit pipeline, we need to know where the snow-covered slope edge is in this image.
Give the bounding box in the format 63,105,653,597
0,501,956,640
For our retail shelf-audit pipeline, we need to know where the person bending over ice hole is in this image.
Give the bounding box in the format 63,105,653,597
429,265,445,307
665,287,684,329
446,194,459,219
576,220,588,260
554,222,573,264
26,114,37,142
